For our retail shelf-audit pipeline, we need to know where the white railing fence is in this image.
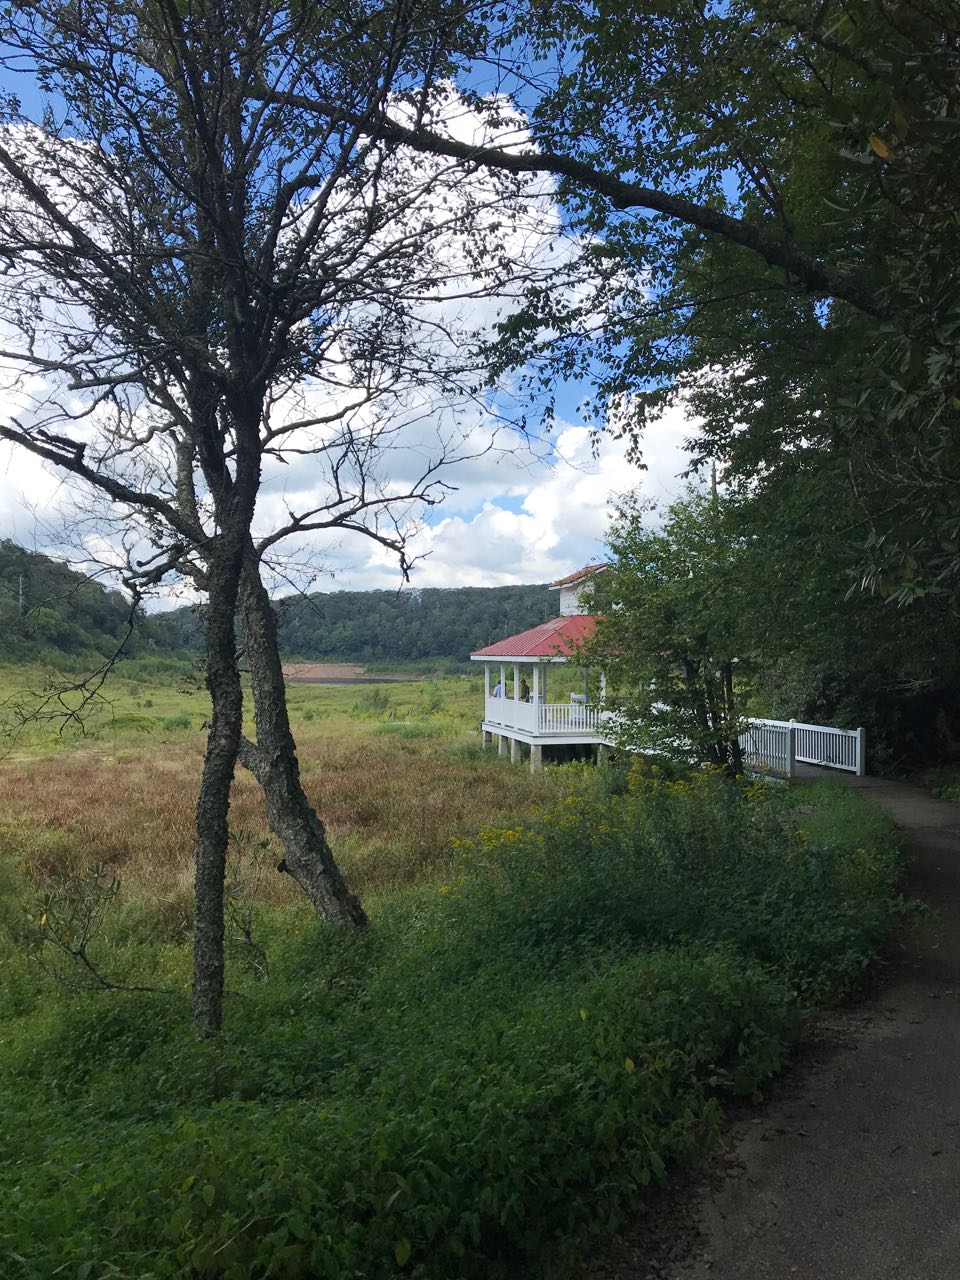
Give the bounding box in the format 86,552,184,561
538,702,602,734
483,696,602,736
740,718,865,778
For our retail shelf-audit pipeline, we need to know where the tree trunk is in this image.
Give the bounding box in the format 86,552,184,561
723,660,744,775
238,557,368,928
192,548,246,1035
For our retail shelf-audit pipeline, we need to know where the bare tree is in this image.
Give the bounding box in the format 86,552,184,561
0,0,550,1033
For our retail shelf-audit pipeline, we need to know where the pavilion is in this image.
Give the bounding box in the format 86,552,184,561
470,564,612,772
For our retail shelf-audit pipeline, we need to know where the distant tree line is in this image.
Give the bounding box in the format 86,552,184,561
164,584,555,664
0,544,557,668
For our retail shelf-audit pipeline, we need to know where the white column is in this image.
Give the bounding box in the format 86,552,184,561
513,663,519,701
856,727,866,776
499,663,506,696
510,736,519,763
530,743,542,774
532,664,540,733
599,671,607,702
483,664,490,699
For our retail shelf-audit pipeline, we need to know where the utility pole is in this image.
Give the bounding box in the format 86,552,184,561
18,573,24,617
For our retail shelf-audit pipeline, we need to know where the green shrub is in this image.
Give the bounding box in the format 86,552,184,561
374,721,441,739
350,687,394,719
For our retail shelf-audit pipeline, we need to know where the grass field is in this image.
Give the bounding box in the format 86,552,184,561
0,666,566,913
0,663,907,1279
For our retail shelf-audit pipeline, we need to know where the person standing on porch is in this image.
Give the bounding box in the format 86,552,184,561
492,677,505,698
520,677,530,702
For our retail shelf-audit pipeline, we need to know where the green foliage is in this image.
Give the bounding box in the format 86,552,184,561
734,465,960,772
350,686,395,719
162,584,553,664
589,489,752,772
0,541,182,667
486,2,959,599
0,769,902,1278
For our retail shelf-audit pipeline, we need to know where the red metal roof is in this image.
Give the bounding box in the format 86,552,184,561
471,614,599,659
549,562,608,589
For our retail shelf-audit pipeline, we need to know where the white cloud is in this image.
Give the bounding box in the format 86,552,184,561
301,402,696,591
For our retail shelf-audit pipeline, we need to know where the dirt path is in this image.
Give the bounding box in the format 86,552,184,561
593,774,960,1280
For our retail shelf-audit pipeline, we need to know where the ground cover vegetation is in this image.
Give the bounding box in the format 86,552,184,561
0,673,554,907
0,710,903,1278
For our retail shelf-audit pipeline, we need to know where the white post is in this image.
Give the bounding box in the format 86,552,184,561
530,743,542,774
532,664,540,732
787,725,797,779
483,664,490,701
541,663,548,702
856,727,866,776
513,663,519,701
499,663,505,697
510,736,519,764
498,734,507,757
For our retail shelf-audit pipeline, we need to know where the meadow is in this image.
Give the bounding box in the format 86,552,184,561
0,665,905,1279
0,667,560,909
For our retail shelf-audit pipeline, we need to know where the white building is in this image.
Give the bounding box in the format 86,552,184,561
470,564,611,772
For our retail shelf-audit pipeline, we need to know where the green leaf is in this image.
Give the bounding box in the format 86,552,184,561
394,1238,412,1266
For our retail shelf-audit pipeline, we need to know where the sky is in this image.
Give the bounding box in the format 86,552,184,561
0,37,700,602
0,402,696,596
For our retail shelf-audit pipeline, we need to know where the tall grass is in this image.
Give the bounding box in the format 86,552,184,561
0,674,560,913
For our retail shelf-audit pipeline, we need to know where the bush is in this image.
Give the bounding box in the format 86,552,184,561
374,721,442,739
350,687,394,719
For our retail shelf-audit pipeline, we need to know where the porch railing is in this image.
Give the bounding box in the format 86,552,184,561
483,696,602,736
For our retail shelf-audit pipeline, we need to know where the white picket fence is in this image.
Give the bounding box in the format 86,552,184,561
484,695,602,736
740,718,865,779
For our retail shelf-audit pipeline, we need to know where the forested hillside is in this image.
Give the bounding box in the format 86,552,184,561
162,583,554,663
0,541,174,666
280,584,553,662
0,543,555,667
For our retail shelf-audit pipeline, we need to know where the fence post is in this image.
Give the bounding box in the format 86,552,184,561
856,727,866,776
787,725,797,779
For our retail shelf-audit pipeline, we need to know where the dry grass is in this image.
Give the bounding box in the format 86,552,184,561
0,687,561,922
